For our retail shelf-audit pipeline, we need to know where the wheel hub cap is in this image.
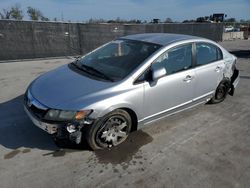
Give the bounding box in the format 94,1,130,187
101,121,128,146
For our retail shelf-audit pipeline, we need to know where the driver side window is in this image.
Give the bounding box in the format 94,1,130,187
154,43,193,75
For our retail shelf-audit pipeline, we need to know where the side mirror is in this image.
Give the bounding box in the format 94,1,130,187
151,64,167,81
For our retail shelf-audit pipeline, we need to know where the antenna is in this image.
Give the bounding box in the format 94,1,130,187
61,12,64,21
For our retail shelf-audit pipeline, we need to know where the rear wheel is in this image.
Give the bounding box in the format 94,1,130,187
86,109,132,150
210,80,230,104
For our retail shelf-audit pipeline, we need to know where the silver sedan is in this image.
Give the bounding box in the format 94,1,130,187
24,33,240,150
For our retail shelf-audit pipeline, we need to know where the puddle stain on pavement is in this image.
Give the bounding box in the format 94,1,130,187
4,148,31,159
94,130,153,165
4,130,152,166
22,148,31,153
43,130,152,164
84,130,152,179
41,129,153,181
4,150,21,159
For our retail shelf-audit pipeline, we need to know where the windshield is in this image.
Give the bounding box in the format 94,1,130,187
75,39,161,81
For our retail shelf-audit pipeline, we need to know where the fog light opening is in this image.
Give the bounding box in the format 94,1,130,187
66,124,77,133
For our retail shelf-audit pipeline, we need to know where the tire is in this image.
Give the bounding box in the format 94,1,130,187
86,109,132,150
209,79,230,104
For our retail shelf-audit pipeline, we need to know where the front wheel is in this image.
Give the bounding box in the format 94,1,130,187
86,109,132,150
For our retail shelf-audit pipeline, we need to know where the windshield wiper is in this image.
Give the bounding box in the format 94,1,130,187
72,61,113,82
72,61,88,72
81,64,114,82
72,61,114,82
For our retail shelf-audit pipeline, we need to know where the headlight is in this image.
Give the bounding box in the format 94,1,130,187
44,109,92,121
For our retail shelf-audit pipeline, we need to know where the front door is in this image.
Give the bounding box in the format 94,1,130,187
143,43,195,122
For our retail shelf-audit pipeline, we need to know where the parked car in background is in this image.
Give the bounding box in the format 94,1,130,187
224,26,234,32
24,33,239,150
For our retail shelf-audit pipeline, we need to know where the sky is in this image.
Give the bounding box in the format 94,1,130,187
1,0,250,22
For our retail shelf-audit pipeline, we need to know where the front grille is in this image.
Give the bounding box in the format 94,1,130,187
29,104,48,119
24,91,48,120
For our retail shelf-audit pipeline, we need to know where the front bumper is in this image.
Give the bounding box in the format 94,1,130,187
24,105,60,134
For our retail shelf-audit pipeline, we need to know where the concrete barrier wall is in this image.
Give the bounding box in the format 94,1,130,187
0,20,224,60
222,31,244,41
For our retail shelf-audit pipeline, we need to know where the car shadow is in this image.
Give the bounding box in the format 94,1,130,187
0,94,154,164
230,50,250,58
0,94,91,151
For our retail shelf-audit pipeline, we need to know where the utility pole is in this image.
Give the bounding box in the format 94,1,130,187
61,12,64,21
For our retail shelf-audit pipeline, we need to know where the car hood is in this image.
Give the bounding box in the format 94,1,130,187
29,64,116,110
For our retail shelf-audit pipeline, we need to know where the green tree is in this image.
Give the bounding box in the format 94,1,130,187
10,4,23,20
27,6,41,20
27,6,48,21
0,4,23,20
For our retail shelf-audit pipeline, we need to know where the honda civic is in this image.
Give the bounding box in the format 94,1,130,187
24,33,239,150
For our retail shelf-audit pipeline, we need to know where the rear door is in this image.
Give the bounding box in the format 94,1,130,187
193,42,224,101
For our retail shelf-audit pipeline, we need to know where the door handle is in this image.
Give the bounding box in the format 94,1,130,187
183,75,193,82
215,66,222,72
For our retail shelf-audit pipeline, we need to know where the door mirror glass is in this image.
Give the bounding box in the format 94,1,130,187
151,63,167,81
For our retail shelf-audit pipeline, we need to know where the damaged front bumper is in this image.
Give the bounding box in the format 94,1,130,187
24,105,61,134
229,69,240,96
24,105,94,144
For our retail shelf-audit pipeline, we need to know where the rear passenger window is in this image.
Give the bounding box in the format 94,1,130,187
154,43,193,75
196,43,223,66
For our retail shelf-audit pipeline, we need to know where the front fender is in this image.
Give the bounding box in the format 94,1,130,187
86,89,144,121
96,102,140,119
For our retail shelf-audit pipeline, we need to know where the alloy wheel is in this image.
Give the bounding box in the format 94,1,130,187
96,116,129,148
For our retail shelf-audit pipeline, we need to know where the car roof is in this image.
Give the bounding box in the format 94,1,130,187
119,33,203,46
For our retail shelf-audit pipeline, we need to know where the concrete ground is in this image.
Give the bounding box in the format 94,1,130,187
0,40,249,188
